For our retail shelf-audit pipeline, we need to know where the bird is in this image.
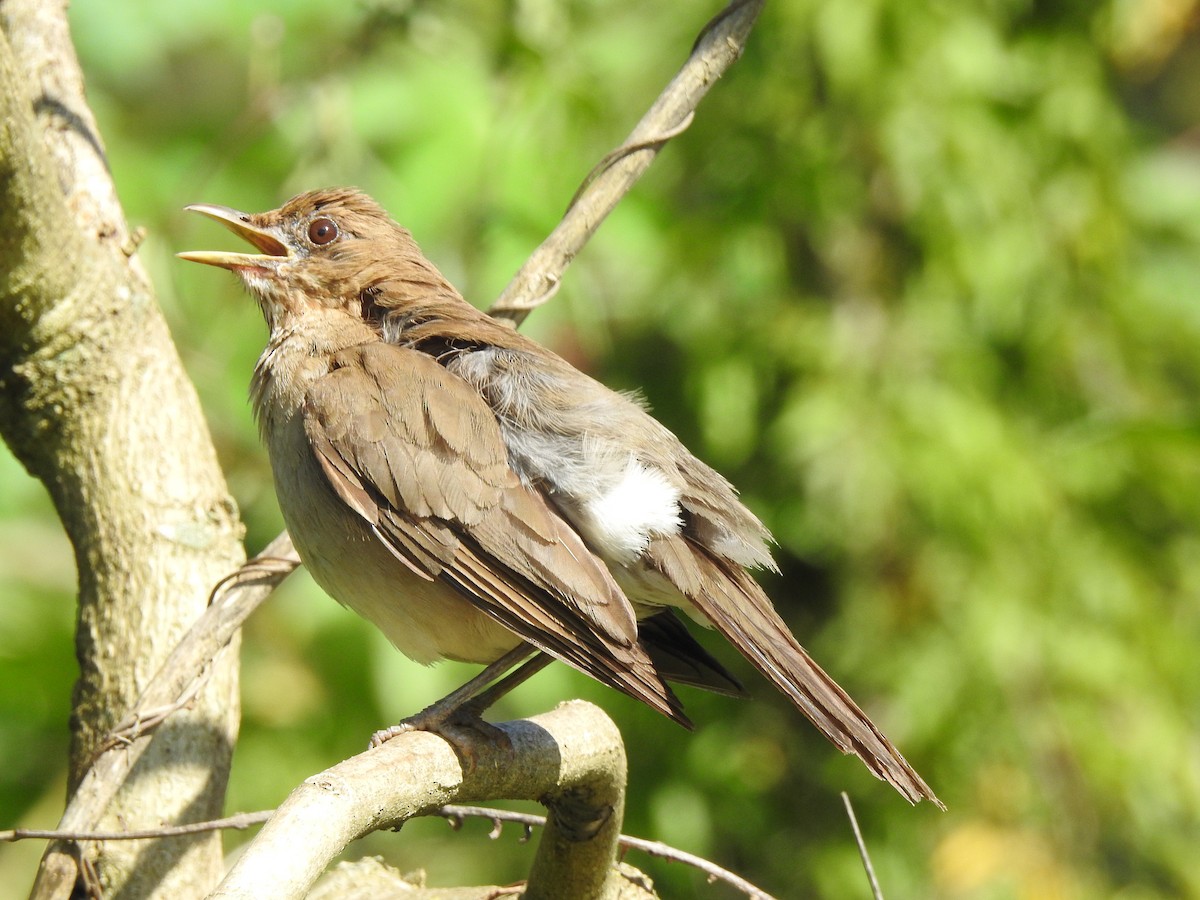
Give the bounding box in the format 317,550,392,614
179,187,942,807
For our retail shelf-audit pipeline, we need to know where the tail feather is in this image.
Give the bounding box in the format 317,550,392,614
654,536,943,808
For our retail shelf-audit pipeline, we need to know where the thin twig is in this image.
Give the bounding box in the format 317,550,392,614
488,0,765,326
28,534,298,900
3,804,779,900
617,833,777,900
842,793,884,900
95,676,207,754
1,812,273,844
564,112,696,213
438,805,778,900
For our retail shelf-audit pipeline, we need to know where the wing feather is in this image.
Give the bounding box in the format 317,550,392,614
302,340,686,724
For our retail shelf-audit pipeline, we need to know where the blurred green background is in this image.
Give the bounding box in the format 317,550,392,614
3,0,1200,896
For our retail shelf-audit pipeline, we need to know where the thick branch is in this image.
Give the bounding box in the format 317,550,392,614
0,6,245,898
210,702,628,900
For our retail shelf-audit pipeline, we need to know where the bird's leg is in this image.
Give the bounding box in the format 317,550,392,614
452,650,555,718
370,644,551,748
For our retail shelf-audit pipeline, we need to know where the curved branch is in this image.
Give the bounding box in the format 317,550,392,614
209,702,627,900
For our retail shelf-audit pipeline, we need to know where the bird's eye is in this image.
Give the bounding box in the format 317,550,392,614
307,217,339,246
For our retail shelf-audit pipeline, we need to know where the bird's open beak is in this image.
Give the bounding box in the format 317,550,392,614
177,204,291,270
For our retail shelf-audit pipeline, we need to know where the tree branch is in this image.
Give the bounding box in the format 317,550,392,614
1,801,780,900
488,0,765,325
16,536,298,898
209,702,628,900
0,5,245,897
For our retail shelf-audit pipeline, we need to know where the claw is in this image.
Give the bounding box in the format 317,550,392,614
369,701,513,770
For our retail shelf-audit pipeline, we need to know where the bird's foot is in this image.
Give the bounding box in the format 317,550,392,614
369,697,512,767
369,645,547,760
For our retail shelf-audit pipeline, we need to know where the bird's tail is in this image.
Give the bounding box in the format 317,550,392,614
672,540,943,808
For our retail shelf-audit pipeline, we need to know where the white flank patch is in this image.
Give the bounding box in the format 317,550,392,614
577,458,682,564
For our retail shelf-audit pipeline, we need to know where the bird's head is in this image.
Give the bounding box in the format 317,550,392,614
178,188,456,332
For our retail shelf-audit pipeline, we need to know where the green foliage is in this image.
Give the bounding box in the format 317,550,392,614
2,0,1199,896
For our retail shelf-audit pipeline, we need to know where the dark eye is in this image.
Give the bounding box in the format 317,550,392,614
307,217,339,246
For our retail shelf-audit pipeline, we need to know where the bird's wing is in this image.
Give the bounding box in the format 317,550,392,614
636,610,746,698
646,531,943,807
302,340,687,725
672,451,777,571
409,320,778,572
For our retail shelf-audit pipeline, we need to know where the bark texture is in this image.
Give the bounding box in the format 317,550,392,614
213,702,639,900
0,5,244,897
